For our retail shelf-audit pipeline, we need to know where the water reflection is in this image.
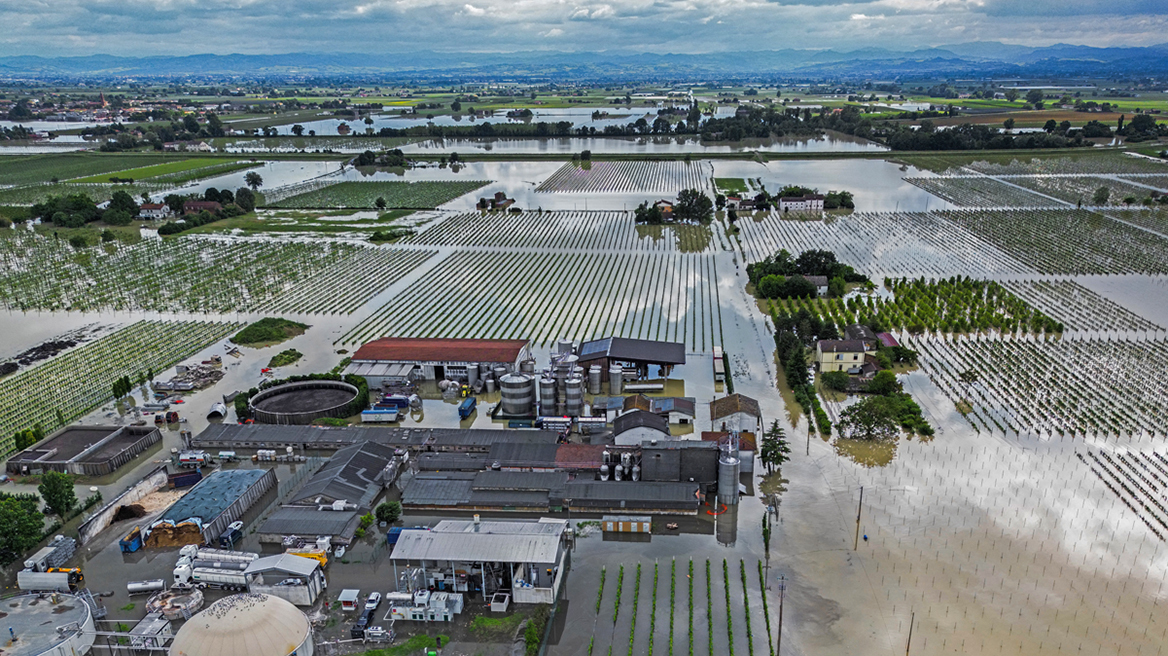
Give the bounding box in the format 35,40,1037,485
833,436,899,467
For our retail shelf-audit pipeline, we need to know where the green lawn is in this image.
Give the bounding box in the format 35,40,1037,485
0,153,170,186
714,178,749,194
69,159,257,183
269,180,490,209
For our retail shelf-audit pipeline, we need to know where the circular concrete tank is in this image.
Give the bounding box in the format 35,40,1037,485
169,593,312,656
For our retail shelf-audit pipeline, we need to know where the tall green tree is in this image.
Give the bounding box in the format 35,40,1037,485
759,420,791,473
0,495,44,566
38,471,76,517
244,172,264,190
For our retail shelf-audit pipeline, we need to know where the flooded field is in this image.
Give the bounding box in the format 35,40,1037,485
3,153,1168,655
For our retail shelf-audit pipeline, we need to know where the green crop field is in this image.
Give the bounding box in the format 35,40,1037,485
69,159,259,183
0,183,170,206
0,154,171,186
269,180,490,209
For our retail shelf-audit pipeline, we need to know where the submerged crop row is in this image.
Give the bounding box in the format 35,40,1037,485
404,211,717,253
535,160,712,193
0,320,240,455
904,176,1054,208
0,230,431,314
268,180,490,209
1003,279,1162,333
339,249,723,351
910,334,1168,439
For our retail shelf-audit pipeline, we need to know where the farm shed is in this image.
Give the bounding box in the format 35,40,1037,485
286,441,399,508
390,518,569,605
640,440,721,483
345,337,532,386
146,468,276,547
577,337,686,380
257,506,362,543
709,393,763,433
6,425,162,476
246,554,326,606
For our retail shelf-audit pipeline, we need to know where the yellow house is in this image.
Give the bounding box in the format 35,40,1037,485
815,339,874,373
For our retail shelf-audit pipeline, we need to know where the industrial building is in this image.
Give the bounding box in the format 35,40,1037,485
403,471,570,512
6,425,162,476
709,394,763,433
3,593,97,656
613,410,671,445
145,468,277,547
391,517,569,605
245,554,326,606
168,593,313,656
258,441,404,543
191,423,560,453
345,337,532,387
563,480,702,514
576,337,686,380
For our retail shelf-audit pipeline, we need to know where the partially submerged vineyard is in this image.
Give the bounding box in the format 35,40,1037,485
904,176,1053,208
404,211,719,253
268,180,490,209
909,334,1168,438
535,160,711,193
0,320,239,454
1003,279,1162,333
340,250,723,350
0,231,435,314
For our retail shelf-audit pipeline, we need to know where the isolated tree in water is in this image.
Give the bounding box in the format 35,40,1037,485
759,420,791,473
244,172,264,191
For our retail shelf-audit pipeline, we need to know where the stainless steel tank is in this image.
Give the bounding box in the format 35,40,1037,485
718,452,741,506
589,365,602,395
565,375,584,417
609,364,623,394
467,364,479,386
539,377,556,412
499,373,534,415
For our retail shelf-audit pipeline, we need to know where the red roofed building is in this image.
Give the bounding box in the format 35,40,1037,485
345,337,532,387
183,200,222,215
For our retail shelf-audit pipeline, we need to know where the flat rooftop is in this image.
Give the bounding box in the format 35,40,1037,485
1,594,91,656
9,426,120,463
191,424,560,450
352,338,529,364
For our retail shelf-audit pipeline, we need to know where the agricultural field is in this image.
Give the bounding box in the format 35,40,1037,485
765,278,1060,336
0,230,436,314
935,208,1168,274
1005,175,1167,206
340,249,723,350
0,320,240,455
898,151,1168,176
182,209,420,236
67,159,260,183
735,211,1032,277
0,153,173,187
1101,208,1168,235
903,176,1054,207
405,211,724,253
0,182,173,206
1003,279,1162,332
268,180,490,209
909,334,1168,438
535,160,712,193
572,558,774,656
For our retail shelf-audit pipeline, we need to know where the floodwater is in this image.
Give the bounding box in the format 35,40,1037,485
3,152,1168,655
396,133,888,155
264,106,676,135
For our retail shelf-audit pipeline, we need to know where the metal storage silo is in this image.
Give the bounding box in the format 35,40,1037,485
609,365,623,394
565,376,585,416
539,377,556,412
588,366,602,395
467,364,479,387
556,339,574,355
520,359,536,374
499,373,534,416
718,451,740,506
492,365,508,381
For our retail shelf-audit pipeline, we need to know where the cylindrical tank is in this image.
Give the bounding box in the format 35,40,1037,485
556,339,574,355
614,464,624,481
539,377,556,411
601,450,610,464
609,365,623,394
520,359,536,374
168,593,313,656
127,579,166,595
467,364,479,387
565,376,584,417
599,464,610,481
485,378,496,394
492,365,508,381
479,363,491,377
718,453,741,506
716,502,739,547
499,373,534,416
621,452,633,469
192,559,249,571
589,366,602,395
631,465,641,482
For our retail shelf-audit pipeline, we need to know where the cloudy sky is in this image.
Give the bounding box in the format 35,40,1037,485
1,0,1166,57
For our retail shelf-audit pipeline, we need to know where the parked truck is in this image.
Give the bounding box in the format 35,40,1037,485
172,562,249,591
18,569,82,592
167,468,203,489
178,544,258,564
458,397,477,419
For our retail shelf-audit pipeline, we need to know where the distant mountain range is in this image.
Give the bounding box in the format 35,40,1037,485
2,42,1167,81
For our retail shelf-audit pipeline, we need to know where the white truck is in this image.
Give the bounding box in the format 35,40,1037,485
173,561,250,591
17,569,82,592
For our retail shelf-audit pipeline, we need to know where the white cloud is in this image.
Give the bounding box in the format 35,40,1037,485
461,2,485,15
542,27,564,36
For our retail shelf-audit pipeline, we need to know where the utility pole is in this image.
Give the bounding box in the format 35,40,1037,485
853,486,864,550
777,575,786,655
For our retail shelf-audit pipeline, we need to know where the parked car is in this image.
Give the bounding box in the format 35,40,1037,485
365,591,382,611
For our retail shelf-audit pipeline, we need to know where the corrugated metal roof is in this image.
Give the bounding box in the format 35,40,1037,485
563,481,701,503
613,410,669,436
709,394,762,420
471,471,568,491
577,337,686,365
352,338,529,364
487,442,560,468
245,553,320,576
414,452,491,471
161,469,270,524
258,507,361,537
402,473,474,506
391,519,565,564
288,441,397,508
